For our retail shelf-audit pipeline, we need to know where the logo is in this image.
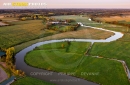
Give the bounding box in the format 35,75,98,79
3,2,47,8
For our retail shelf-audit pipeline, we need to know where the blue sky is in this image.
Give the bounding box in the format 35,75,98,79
0,0,130,9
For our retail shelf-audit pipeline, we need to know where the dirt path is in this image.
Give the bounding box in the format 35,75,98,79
0,67,8,83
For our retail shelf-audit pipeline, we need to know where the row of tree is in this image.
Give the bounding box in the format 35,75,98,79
1,47,25,77
19,14,44,21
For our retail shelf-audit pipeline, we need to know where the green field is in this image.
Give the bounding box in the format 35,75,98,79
25,42,91,71
25,42,129,85
11,77,56,85
52,15,127,32
0,19,57,48
8,15,113,53
90,41,130,70
1,15,130,85
24,15,130,85
0,17,78,48
52,15,130,70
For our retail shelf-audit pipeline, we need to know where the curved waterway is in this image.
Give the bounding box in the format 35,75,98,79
15,22,123,85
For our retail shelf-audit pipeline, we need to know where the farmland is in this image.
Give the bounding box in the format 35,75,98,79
25,42,130,85
0,20,49,48
0,16,114,52
89,16,130,71
52,15,128,32
1,14,130,85
96,16,130,22
22,15,130,85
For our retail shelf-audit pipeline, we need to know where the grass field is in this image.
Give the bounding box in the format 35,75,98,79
1,17,18,22
1,15,130,84
36,28,114,40
82,15,130,72
12,15,114,53
96,16,130,22
23,15,130,85
90,41,130,70
0,16,114,49
52,15,127,32
11,77,56,85
0,19,57,48
25,42,91,71
25,42,130,85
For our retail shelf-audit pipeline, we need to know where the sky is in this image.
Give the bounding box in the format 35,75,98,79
0,0,130,9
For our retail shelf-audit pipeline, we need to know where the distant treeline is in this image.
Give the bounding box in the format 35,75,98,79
91,17,130,28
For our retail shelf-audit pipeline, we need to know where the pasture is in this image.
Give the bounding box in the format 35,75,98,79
25,42,130,85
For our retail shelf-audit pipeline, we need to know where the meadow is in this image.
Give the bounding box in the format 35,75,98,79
1,15,130,85
0,19,55,48
7,15,113,53
0,16,113,49
25,42,130,85
23,15,130,85
96,16,130,22
52,15,128,32
87,15,130,71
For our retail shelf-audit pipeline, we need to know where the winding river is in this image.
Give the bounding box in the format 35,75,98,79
15,22,124,85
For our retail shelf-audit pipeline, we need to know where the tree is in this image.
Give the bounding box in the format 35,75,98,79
61,44,65,48
43,18,47,22
21,17,26,21
66,41,71,52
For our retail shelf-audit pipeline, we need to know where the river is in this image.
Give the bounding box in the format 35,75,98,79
15,22,123,85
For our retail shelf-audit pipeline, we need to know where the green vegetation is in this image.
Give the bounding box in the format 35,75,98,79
93,16,130,29
63,15,130,85
53,15,130,70
1,15,130,85
44,18,80,32
25,42,90,71
13,15,114,53
76,57,129,85
0,47,25,77
14,26,114,53
0,17,80,49
25,42,130,85
19,14,44,21
90,41,130,70
11,77,56,85
52,15,127,32
0,20,56,48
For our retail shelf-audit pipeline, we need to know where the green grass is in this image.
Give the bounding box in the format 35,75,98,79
52,15,127,32
0,16,89,49
1,15,130,85
36,41,89,54
25,42,130,85
90,41,130,70
75,57,129,85
11,77,56,85
52,15,130,72
12,15,115,52
0,19,57,48
25,42,90,71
